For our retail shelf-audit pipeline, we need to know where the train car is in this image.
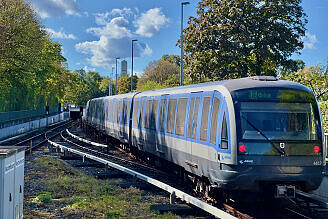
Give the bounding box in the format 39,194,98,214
85,76,325,197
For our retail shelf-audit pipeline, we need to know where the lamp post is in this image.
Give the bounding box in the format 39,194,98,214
115,57,120,95
180,1,190,86
109,66,114,96
131,39,138,92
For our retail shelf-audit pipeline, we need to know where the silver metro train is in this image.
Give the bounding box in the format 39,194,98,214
85,76,325,196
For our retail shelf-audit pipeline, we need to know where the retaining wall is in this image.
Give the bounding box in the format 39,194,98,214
0,112,69,140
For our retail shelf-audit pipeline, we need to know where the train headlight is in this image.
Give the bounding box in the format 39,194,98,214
239,145,246,153
314,145,320,153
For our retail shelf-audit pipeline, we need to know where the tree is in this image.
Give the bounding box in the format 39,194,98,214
0,0,74,111
280,63,328,100
99,77,110,96
182,0,307,82
161,54,180,66
117,75,138,94
137,81,165,91
137,58,180,89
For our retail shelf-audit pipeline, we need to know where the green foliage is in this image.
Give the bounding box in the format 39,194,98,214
182,0,307,82
161,54,180,66
319,101,328,133
280,63,328,100
137,55,180,91
34,192,52,204
0,0,69,111
107,209,122,218
63,70,111,105
117,75,138,94
137,81,165,91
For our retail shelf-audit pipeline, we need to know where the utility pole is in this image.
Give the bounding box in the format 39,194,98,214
180,1,190,86
131,39,138,92
115,57,120,95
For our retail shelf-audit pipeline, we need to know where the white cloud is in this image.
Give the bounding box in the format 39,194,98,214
87,17,131,39
28,0,80,18
95,12,110,25
76,13,152,69
94,8,133,26
303,32,318,49
110,8,133,17
83,66,96,72
45,28,76,40
134,8,170,37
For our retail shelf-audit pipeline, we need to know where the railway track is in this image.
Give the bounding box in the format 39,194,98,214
46,127,240,218
47,126,328,219
0,120,73,154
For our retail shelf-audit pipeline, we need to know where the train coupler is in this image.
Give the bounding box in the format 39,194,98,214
275,185,295,198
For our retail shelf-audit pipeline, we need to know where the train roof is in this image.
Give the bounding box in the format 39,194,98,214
136,76,312,97
88,76,312,101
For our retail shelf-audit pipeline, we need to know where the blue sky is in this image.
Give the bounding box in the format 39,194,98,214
27,0,328,78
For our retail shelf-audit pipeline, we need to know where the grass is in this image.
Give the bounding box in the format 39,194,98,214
25,155,179,218
33,192,52,203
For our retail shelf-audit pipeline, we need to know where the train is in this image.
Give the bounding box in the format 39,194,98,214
84,76,325,198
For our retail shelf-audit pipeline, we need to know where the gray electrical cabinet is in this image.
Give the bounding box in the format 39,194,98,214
0,146,25,219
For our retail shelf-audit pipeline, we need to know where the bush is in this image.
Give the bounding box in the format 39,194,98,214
34,192,52,203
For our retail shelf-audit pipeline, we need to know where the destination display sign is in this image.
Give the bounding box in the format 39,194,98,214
233,88,315,102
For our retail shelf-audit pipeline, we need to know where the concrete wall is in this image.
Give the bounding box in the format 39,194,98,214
0,112,69,140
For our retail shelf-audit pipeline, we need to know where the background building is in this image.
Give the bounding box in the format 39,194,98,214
121,60,127,76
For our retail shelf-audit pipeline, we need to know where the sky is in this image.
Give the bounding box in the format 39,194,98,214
26,0,328,78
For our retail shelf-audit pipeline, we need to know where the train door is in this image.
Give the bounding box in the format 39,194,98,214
217,98,232,166
136,97,147,150
156,95,168,155
209,91,223,163
185,93,201,172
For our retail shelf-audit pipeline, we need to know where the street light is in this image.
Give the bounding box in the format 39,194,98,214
109,66,114,96
131,39,138,92
115,57,120,95
180,1,190,86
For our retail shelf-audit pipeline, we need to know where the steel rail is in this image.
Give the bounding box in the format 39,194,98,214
48,138,236,219
66,129,107,148
61,131,159,173
295,190,328,208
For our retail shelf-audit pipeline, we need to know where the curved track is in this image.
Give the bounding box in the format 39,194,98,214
46,127,241,218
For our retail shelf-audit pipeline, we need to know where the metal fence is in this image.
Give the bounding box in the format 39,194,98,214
0,108,60,129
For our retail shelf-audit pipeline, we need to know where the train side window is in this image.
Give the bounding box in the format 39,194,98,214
144,100,152,129
210,97,220,144
107,101,112,121
105,102,108,120
192,97,200,139
167,98,177,134
150,99,159,130
110,101,114,121
114,101,119,123
122,101,126,124
133,100,139,127
176,98,188,136
187,97,195,138
221,113,228,149
138,100,146,128
158,99,167,132
125,101,131,124
200,96,211,141
117,101,122,123
109,101,113,121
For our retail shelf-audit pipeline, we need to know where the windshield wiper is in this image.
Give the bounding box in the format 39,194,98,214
241,115,286,156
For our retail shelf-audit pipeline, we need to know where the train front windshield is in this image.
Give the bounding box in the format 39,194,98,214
233,88,322,156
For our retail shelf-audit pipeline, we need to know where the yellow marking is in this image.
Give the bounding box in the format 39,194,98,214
326,157,328,162
44,148,50,153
